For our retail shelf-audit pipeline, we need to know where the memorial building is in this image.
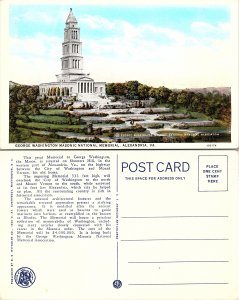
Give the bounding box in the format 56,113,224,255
39,8,106,100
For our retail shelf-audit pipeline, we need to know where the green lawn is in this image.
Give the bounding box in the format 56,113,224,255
16,119,85,133
11,107,230,143
189,111,211,120
30,114,78,124
31,115,70,124
17,112,85,125
190,126,229,132
156,129,192,135
173,108,207,119
39,109,67,116
10,128,77,143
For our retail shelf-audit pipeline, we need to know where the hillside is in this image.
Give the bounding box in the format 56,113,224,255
175,87,231,96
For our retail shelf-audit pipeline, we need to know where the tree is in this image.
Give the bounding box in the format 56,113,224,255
51,87,57,96
149,87,157,99
194,92,206,113
190,94,199,111
157,86,171,104
16,86,28,102
26,86,39,102
125,80,140,99
167,92,178,111
56,87,60,96
115,83,126,96
9,85,21,131
106,83,116,95
186,92,195,111
175,91,194,111
138,84,150,100
29,103,40,115
177,92,188,106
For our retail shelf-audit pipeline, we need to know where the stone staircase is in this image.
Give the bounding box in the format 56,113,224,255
73,93,111,108
77,93,107,102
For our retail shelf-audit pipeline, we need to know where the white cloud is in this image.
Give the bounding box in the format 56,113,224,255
191,21,231,35
191,21,217,33
79,15,116,30
218,22,230,33
10,33,61,58
9,55,59,85
141,24,190,44
86,38,232,88
9,34,62,84
84,20,232,88
18,11,57,25
80,15,191,44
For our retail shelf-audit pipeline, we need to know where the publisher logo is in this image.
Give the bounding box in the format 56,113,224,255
14,267,36,288
113,279,122,289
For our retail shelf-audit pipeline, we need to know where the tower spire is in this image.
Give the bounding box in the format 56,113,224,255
62,8,83,75
66,8,77,24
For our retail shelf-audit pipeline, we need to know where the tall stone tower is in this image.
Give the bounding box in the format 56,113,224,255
40,8,106,99
61,8,83,76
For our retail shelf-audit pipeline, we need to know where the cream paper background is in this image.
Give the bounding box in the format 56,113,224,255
0,150,238,299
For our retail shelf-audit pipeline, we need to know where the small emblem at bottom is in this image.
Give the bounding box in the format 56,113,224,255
15,267,36,288
113,279,122,289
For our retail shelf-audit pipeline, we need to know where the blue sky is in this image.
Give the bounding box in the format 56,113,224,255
10,5,230,39
9,3,233,88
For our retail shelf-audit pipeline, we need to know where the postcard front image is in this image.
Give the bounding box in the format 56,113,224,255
1,0,238,149
0,1,239,299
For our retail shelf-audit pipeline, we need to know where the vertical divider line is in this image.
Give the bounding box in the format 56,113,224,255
198,155,200,192
226,155,228,191
116,154,119,280
116,154,119,193
117,241,119,280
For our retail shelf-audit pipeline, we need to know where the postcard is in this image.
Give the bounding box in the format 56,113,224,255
0,0,238,149
0,1,238,299
0,149,238,299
